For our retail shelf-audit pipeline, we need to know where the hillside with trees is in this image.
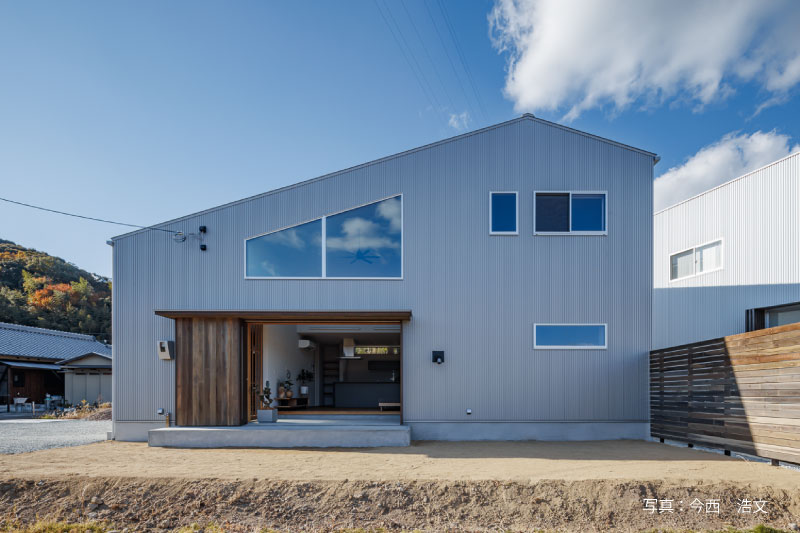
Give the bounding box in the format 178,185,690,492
0,239,111,342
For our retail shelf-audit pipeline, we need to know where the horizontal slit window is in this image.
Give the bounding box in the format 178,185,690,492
534,324,607,349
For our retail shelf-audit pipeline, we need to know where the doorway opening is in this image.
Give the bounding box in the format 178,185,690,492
246,323,401,422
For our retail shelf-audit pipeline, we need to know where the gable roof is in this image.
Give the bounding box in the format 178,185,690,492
58,351,113,365
0,322,112,361
112,114,657,241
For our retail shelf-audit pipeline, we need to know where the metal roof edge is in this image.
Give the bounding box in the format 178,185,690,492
57,352,113,365
113,114,657,240
654,151,800,216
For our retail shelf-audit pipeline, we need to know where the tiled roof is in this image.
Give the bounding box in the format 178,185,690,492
0,322,111,361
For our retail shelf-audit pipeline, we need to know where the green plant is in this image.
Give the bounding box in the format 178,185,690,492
282,369,293,389
297,368,314,384
259,380,272,407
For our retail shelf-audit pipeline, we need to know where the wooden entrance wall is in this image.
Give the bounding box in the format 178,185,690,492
246,324,263,420
175,317,245,426
650,322,800,464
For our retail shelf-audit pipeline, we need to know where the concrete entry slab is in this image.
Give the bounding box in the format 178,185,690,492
148,415,409,448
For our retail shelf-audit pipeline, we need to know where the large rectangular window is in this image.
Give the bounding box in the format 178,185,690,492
245,195,402,279
669,239,723,281
534,191,606,234
533,324,607,349
489,191,518,235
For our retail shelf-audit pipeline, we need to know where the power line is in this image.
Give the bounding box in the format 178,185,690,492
398,0,458,114
436,0,489,122
0,196,178,234
373,0,448,127
421,0,478,122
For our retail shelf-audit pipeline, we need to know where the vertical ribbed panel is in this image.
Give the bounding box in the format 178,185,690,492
653,153,800,349
113,117,653,423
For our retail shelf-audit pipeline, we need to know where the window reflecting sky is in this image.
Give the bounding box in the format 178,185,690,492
246,219,322,277
571,194,606,231
326,196,402,278
491,192,517,233
536,324,606,347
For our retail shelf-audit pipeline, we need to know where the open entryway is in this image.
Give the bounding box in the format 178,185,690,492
246,323,402,422
154,310,410,448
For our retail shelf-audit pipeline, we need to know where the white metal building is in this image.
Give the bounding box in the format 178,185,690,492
653,152,800,349
111,115,657,444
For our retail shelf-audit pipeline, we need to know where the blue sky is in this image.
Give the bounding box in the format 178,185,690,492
1,1,799,277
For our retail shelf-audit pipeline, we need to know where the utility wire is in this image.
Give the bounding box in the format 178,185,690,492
436,0,489,122
421,0,478,123
373,0,448,127
0,196,178,234
398,0,458,115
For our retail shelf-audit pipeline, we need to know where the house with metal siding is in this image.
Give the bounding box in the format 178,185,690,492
653,152,800,350
111,115,657,445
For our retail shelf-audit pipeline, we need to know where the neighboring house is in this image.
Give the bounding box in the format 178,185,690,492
111,114,658,443
59,352,113,405
653,152,800,349
0,321,112,406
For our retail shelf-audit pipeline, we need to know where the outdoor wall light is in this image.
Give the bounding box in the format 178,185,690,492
200,244,207,251
432,351,444,364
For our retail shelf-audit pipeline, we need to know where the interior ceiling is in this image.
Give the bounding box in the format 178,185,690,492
299,331,400,345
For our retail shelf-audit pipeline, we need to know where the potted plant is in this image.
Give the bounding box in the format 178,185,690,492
256,380,277,423
283,370,294,399
297,369,314,396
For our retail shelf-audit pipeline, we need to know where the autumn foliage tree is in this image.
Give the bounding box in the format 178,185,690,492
0,239,111,342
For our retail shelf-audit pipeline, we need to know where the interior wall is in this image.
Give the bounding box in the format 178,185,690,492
262,324,315,406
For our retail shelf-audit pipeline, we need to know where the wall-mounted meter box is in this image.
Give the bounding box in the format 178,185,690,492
157,340,175,360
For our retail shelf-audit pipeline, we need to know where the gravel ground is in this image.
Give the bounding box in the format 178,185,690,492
0,419,111,454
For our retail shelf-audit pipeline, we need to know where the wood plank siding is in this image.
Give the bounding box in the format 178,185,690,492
175,317,245,426
650,322,800,464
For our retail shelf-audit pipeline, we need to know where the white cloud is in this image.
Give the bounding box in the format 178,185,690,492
654,131,800,211
376,197,402,232
448,111,470,131
326,216,400,253
489,0,800,119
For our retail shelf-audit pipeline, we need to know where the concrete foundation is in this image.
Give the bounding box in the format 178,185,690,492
148,415,409,448
408,421,649,441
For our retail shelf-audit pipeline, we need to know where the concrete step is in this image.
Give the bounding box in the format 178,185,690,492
148,423,410,448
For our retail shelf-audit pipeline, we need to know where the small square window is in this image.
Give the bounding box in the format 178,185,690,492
535,193,569,232
670,249,694,280
571,194,606,232
489,191,518,235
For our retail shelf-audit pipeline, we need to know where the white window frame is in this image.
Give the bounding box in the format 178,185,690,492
488,191,519,235
533,191,608,236
243,194,403,280
668,238,723,282
533,323,608,350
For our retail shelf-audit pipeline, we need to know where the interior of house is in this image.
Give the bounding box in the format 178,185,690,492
251,323,401,419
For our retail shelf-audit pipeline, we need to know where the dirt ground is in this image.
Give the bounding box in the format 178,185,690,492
1,440,799,532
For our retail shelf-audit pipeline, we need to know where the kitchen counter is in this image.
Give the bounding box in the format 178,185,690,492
334,382,400,409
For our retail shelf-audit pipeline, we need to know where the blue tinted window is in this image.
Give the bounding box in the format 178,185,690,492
326,196,402,278
571,194,606,232
490,192,517,233
535,193,569,232
535,324,606,348
246,219,322,277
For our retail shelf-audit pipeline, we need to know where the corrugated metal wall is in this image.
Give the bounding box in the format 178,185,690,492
113,116,654,425
653,152,800,349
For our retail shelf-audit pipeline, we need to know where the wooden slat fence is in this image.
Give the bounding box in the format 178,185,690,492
651,322,800,464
